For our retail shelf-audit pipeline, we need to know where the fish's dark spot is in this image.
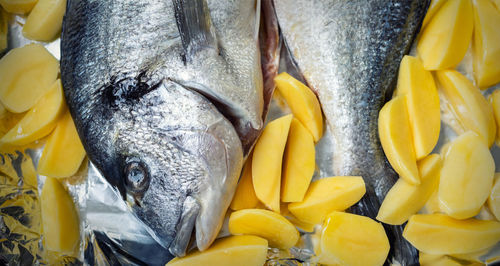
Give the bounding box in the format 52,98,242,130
104,72,160,108
124,159,150,197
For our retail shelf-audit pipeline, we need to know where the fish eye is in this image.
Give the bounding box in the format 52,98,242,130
124,160,150,195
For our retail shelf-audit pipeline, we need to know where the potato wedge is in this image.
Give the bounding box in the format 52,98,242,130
37,111,86,178
274,72,323,142
0,0,37,14
167,235,268,266
396,56,440,159
41,177,80,255
379,96,420,185
438,131,495,219
421,0,447,29
435,70,496,147
281,118,315,202
417,0,473,70
228,209,299,249
490,90,500,146
0,80,65,146
23,0,67,41
288,176,365,224
377,154,441,225
472,0,500,88
403,214,500,254
0,44,59,113
252,114,293,212
230,157,260,211
319,212,389,266
488,173,500,221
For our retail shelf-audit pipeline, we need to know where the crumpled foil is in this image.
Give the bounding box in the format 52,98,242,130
1,9,500,266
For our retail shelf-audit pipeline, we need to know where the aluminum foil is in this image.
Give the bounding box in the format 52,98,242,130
1,9,500,266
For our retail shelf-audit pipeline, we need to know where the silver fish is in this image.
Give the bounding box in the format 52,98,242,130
272,0,428,264
61,0,268,259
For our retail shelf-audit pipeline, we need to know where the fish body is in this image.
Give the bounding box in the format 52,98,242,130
61,0,263,258
273,0,428,264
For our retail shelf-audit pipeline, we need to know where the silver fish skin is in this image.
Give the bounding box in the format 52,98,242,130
61,0,262,259
273,0,428,265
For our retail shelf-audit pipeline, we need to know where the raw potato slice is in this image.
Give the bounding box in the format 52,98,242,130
288,176,365,224
472,0,500,88
230,157,260,210
319,212,389,266
438,131,495,219
37,111,86,178
377,154,441,225
422,0,447,28
0,43,59,113
252,114,292,213
379,96,420,185
167,235,268,266
488,173,500,221
41,177,80,254
417,0,473,70
419,253,462,266
0,0,37,14
281,118,315,202
490,90,500,146
274,72,323,142
422,191,443,214
228,209,299,249
0,80,65,146
436,70,496,146
403,214,500,254
396,56,440,159
23,0,66,42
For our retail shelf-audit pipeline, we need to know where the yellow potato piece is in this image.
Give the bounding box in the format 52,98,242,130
0,8,7,52
274,72,323,142
288,176,365,224
228,209,299,249
435,70,496,146
230,157,260,211
281,118,315,202
419,253,463,266
403,214,500,254
379,96,420,185
0,80,65,146
488,173,500,221
472,0,500,88
377,154,441,225
422,0,447,29
422,190,443,214
494,0,500,10
0,0,37,14
0,43,59,113
167,235,267,266
438,131,495,219
280,204,316,233
319,212,389,266
396,56,440,159
41,177,80,255
37,111,86,178
252,114,292,213
23,0,66,42
417,0,473,70
490,90,500,146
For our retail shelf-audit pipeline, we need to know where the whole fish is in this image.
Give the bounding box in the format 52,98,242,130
61,0,270,259
272,0,428,264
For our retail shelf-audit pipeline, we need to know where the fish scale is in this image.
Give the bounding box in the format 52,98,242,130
272,0,429,264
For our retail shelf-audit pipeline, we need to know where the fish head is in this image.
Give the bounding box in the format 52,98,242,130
82,78,243,257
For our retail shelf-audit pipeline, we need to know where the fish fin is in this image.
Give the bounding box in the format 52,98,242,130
350,193,419,266
169,196,200,257
173,0,218,62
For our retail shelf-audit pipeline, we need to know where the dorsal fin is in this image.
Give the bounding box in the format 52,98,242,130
173,0,218,62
